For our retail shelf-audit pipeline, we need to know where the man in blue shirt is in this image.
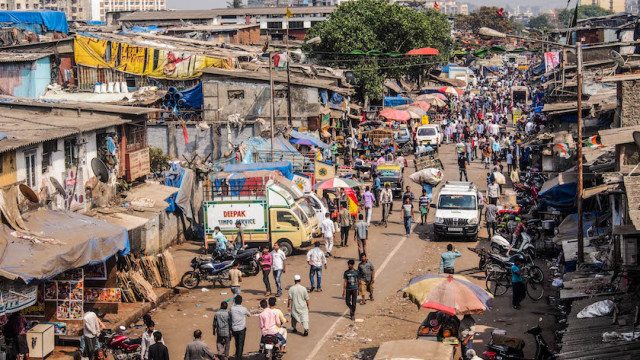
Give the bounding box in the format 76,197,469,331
439,244,461,274
213,226,229,252
511,257,525,309
373,174,382,207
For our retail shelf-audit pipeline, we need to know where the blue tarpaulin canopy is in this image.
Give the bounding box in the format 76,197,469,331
178,82,203,109
539,172,577,210
0,11,68,34
224,161,294,180
384,96,412,107
290,130,329,149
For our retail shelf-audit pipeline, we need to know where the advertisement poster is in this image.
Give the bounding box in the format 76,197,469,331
56,300,83,320
83,262,107,280
22,285,45,318
84,288,122,303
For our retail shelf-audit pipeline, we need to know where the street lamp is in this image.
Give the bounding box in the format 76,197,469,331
478,27,586,264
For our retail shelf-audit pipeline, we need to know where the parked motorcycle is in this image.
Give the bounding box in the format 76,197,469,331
98,329,141,360
483,322,556,360
470,247,544,284
210,248,260,276
491,232,535,259
259,334,284,360
181,256,234,289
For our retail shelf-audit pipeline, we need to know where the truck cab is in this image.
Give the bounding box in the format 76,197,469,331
433,181,479,241
376,164,403,198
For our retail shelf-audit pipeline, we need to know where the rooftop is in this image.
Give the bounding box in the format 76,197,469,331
119,6,336,22
165,24,261,32
0,97,162,116
0,52,51,62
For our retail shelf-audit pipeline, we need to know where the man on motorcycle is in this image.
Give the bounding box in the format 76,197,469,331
212,227,229,252
259,299,284,348
511,220,526,249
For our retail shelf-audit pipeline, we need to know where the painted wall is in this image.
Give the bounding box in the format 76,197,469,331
0,57,51,98
0,151,17,188
148,124,215,159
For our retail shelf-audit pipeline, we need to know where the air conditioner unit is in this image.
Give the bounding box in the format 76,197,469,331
621,237,638,266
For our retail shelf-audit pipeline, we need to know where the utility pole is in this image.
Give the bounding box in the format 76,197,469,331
269,52,275,159
576,42,585,264
285,15,293,126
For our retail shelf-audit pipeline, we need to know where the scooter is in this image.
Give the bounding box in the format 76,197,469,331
483,323,556,360
98,328,141,360
491,232,535,259
180,256,234,289
259,334,284,360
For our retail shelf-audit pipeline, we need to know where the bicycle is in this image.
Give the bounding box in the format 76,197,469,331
485,268,545,301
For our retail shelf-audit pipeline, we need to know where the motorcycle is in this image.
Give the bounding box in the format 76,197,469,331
259,334,284,360
210,248,260,276
470,247,544,284
98,329,141,360
491,232,535,259
181,256,234,289
483,323,556,360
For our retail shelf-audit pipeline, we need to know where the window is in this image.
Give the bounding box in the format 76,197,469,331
228,90,245,100
267,21,283,29
64,138,78,169
276,211,299,227
24,150,36,188
41,140,57,174
16,3,21,8
288,21,304,29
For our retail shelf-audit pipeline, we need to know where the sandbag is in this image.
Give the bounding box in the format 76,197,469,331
409,168,443,186
577,299,614,319
493,172,506,185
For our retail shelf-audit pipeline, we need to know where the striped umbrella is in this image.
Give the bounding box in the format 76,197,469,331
314,177,362,190
401,274,493,315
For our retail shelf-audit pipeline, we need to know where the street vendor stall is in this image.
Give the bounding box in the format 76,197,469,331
358,128,396,160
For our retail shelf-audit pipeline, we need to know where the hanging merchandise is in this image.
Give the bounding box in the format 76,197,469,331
544,51,560,73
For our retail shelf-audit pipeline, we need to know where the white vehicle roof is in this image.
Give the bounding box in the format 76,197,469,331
440,181,477,195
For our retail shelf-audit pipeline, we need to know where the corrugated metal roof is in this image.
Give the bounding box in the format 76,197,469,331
165,24,260,32
0,96,161,116
0,51,51,62
0,108,130,153
119,6,336,21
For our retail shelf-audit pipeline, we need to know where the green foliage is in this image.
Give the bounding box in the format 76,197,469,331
557,5,613,27
149,147,170,174
527,14,552,31
455,7,517,33
304,0,451,101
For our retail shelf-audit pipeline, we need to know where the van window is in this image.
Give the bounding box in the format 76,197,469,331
307,196,322,211
438,195,476,210
277,211,299,227
293,206,309,225
299,200,316,220
418,127,437,136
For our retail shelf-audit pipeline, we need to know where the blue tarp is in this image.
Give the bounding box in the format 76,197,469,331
85,20,105,25
224,161,294,180
122,25,160,33
290,130,329,149
384,96,412,107
329,92,344,110
178,82,203,109
164,162,185,212
0,11,68,34
540,182,577,210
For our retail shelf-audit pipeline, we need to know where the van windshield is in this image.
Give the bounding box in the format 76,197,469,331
418,127,437,136
438,195,476,210
298,200,316,221
293,206,309,226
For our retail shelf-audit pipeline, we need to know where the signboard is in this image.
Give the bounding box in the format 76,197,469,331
421,115,430,125
512,108,522,125
0,282,38,316
205,201,267,233
292,174,312,193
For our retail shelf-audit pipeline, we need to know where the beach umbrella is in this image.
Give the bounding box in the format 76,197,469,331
411,101,432,112
314,177,362,190
416,93,448,102
421,97,447,108
406,47,440,56
400,274,493,316
438,86,459,96
407,106,427,119
379,108,411,122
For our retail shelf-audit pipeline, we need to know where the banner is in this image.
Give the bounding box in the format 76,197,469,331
74,35,233,80
344,188,359,217
544,51,560,73
314,161,335,182
292,174,312,193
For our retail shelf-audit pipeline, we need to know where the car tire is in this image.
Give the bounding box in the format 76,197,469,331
277,239,294,257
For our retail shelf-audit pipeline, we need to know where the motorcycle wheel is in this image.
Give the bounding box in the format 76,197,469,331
243,261,260,276
527,265,545,284
215,271,231,288
181,271,200,289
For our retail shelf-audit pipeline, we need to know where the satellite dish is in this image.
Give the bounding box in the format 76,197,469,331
49,177,66,198
91,158,109,183
633,131,640,149
19,183,39,203
611,50,626,68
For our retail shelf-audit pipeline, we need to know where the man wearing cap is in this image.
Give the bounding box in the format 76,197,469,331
288,274,309,337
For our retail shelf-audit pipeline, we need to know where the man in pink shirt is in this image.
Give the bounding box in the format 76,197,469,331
259,299,286,350
362,186,375,225
259,246,273,295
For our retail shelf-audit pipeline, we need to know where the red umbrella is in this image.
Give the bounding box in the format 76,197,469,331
379,108,411,122
406,47,440,56
411,101,432,112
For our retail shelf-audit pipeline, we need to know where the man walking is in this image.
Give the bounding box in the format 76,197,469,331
212,301,231,360
184,330,215,360
320,212,335,257
228,262,242,297
306,241,327,292
401,197,414,236
418,190,430,225
511,257,526,309
230,296,251,360
458,154,469,181
487,179,500,205
342,259,359,320
353,214,368,257
485,202,498,238
147,332,169,360
372,174,381,207
380,183,393,225
288,274,310,336
141,321,162,360
358,254,375,304
338,202,352,247
271,242,286,297
439,244,462,274
259,246,273,296
362,186,375,225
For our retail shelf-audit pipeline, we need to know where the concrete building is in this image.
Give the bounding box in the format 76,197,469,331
118,6,336,39
164,24,262,45
580,0,626,13
97,0,165,22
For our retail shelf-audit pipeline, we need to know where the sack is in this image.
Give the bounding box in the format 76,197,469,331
577,299,614,319
493,172,506,185
510,170,520,183
409,168,443,186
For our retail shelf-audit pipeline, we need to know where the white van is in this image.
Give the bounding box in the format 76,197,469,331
416,125,443,148
432,181,479,242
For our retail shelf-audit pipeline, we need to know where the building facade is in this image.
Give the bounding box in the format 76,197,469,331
580,0,626,13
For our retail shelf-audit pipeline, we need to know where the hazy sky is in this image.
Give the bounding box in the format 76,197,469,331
166,0,568,11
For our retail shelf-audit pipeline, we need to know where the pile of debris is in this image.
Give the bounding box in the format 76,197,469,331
117,250,179,303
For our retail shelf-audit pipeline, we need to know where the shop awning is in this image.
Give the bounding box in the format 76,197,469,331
0,208,130,283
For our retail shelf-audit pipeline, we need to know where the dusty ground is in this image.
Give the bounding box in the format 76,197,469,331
121,142,559,360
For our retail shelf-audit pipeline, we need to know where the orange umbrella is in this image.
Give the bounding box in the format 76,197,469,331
406,47,440,56
379,108,411,122
411,101,432,112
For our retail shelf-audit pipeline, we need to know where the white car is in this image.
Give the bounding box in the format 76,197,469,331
415,125,442,148
432,181,479,242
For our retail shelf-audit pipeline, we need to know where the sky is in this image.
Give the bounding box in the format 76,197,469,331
166,0,569,11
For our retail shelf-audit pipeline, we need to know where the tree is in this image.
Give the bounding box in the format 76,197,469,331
557,5,613,27
227,0,242,8
456,6,517,33
304,0,451,102
527,14,552,31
